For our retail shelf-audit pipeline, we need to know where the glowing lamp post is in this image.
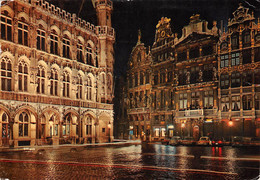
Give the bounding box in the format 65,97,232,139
108,121,111,143
228,120,233,143
181,123,185,139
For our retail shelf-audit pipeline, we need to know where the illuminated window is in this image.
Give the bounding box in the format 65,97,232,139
232,96,240,111
179,93,187,110
204,90,214,109
63,114,71,136
220,54,229,68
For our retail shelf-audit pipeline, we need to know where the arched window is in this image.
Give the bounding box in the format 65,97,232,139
0,57,12,91
76,74,83,99
37,65,45,94
63,34,70,59
37,25,46,51
49,115,58,137
63,114,71,136
50,68,58,96
18,18,28,46
18,112,29,137
86,116,92,135
231,33,239,50
101,74,105,96
140,72,144,85
1,10,12,41
107,74,112,94
18,61,28,92
86,76,92,100
62,71,70,97
50,30,59,55
86,43,93,65
77,40,84,63
2,112,10,141
95,46,98,67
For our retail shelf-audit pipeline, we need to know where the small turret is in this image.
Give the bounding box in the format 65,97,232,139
94,0,113,27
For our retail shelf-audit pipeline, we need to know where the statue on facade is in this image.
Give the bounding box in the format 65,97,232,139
186,71,190,84
175,74,179,85
198,70,203,82
213,67,217,81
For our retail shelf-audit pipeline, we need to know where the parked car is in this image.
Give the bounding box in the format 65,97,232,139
250,137,260,146
197,136,211,146
169,136,181,146
231,136,243,147
180,137,196,146
161,138,170,145
211,137,225,146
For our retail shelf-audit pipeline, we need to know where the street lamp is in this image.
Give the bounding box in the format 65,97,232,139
181,122,185,139
108,121,111,142
228,119,233,144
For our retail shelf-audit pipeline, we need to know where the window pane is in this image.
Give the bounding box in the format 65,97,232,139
24,124,28,136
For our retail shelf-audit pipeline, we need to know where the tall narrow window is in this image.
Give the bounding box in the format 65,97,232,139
242,95,252,110
18,21,28,46
1,11,12,41
37,27,45,51
221,96,229,111
18,61,28,92
62,71,70,97
179,93,187,110
63,35,70,59
50,68,58,96
86,76,92,100
243,31,251,47
19,112,29,137
140,72,144,85
86,116,92,135
76,74,83,99
232,96,240,111
50,30,59,55
77,40,84,63
86,44,93,65
231,34,239,50
204,90,214,109
0,58,11,91
37,65,45,94
191,92,200,109
63,114,71,136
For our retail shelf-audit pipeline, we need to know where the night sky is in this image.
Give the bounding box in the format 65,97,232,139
49,0,260,77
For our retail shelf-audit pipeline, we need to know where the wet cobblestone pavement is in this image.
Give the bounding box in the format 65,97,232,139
0,143,259,179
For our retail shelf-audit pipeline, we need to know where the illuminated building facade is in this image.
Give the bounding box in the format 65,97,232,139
126,4,260,141
0,0,115,147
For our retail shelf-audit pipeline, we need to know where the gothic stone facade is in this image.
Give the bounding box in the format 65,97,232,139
0,0,115,147
126,5,260,141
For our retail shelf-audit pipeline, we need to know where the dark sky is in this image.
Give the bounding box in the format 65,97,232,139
49,0,260,77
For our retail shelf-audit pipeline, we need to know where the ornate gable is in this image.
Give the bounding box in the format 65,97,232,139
228,4,255,27
155,17,173,42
